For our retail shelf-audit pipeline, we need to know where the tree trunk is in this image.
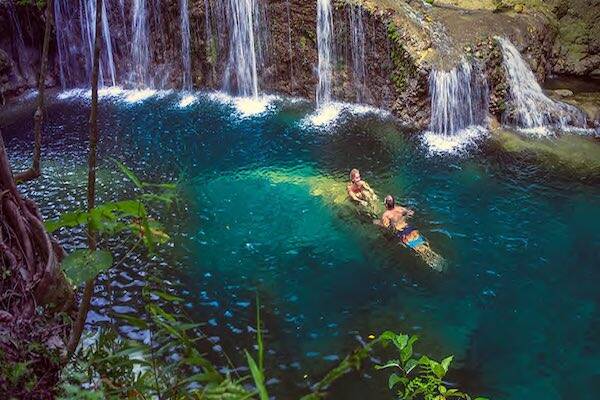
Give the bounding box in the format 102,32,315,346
0,130,73,320
66,0,103,357
1,130,73,398
14,0,53,183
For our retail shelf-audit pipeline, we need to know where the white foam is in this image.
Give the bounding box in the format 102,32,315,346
309,103,342,126
233,96,272,117
56,86,170,104
303,101,389,128
422,126,487,154
178,93,198,108
57,88,89,100
123,88,158,103
207,91,277,118
98,86,126,98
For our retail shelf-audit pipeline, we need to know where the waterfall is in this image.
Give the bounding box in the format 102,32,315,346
286,0,294,90
54,0,116,88
225,0,259,97
81,0,116,87
497,37,587,134
316,0,334,106
180,0,192,90
349,3,366,102
6,0,30,80
132,0,151,86
429,61,489,136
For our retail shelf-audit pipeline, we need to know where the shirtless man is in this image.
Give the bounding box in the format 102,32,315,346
347,169,377,207
374,195,422,245
375,195,445,271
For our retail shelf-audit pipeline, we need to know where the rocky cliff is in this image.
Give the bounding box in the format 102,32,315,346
0,0,598,128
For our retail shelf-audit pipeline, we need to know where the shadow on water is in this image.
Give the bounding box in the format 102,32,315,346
1,91,600,399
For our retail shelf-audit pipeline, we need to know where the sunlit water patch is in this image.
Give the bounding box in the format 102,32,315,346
2,94,599,400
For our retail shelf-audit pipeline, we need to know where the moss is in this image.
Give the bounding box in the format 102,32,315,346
386,22,417,93
558,19,588,45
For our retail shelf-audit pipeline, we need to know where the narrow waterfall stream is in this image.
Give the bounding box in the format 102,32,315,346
54,0,116,88
132,0,151,86
180,0,192,90
349,4,366,103
225,0,259,98
6,0,30,80
316,0,334,107
497,37,588,134
424,61,489,153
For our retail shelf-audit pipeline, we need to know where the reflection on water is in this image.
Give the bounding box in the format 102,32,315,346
1,91,600,399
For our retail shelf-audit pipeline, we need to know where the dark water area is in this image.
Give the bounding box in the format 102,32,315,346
1,90,599,399
544,75,600,93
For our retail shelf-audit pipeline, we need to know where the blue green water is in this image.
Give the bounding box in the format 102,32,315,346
2,90,599,399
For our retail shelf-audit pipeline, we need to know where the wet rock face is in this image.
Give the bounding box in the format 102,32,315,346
1,0,597,129
549,0,600,76
0,2,46,99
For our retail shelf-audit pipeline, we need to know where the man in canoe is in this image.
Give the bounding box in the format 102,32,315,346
347,168,377,207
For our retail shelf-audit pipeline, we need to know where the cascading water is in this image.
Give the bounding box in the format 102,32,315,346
131,0,151,86
6,0,31,80
349,3,366,102
81,0,116,87
429,61,489,136
497,37,587,134
54,0,116,88
424,60,489,153
224,0,259,98
316,0,334,107
286,0,294,89
180,0,192,90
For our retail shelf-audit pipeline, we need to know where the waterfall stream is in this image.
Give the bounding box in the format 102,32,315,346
424,60,489,153
54,0,116,88
316,0,334,107
224,0,259,98
6,0,30,80
497,37,587,134
349,4,366,103
180,0,192,90
429,61,489,136
132,0,151,86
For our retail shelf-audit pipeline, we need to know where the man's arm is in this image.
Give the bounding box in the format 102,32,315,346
362,181,376,196
348,184,367,205
374,213,390,228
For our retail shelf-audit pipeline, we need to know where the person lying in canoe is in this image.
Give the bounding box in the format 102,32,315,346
347,168,377,207
374,195,445,270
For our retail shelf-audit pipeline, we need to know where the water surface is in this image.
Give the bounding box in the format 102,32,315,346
2,91,599,399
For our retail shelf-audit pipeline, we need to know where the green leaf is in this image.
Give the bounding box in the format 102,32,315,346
388,373,405,390
431,361,446,380
44,210,87,233
115,313,148,329
400,335,418,363
256,295,264,372
62,249,113,286
441,355,454,373
375,359,401,370
245,351,269,400
114,159,143,189
150,290,184,303
404,358,418,374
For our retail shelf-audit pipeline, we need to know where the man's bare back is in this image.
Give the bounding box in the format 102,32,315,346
381,205,412,231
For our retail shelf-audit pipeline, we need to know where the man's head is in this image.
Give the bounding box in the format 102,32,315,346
384,195,395,210
350,169,361,183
